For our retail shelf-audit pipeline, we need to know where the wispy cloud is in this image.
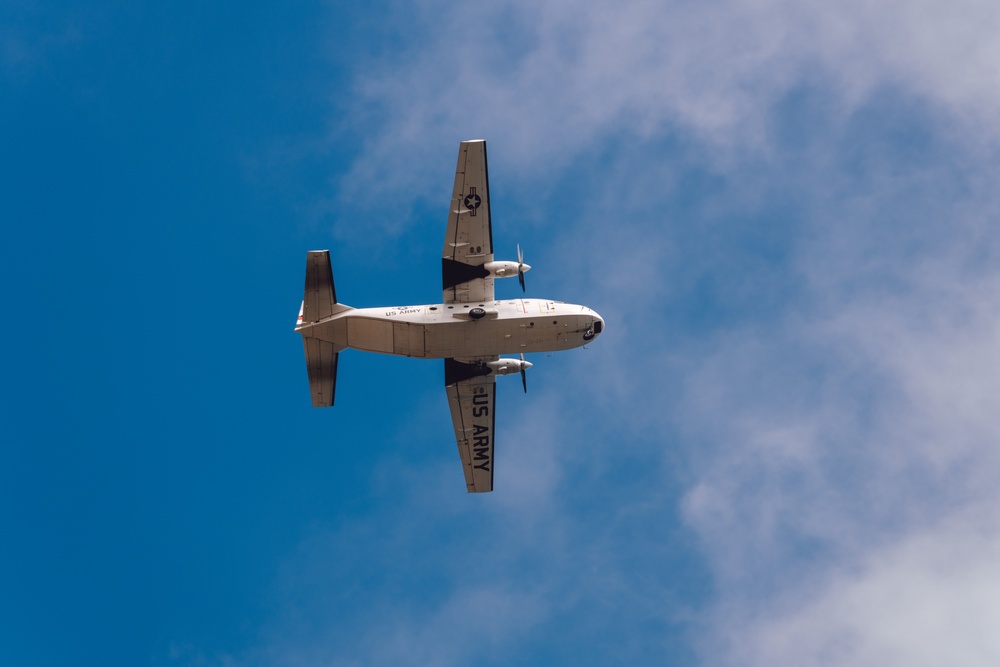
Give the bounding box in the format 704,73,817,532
337,0,1000,206
1,6,83,73
707,509,1000,666
237,1,1000,664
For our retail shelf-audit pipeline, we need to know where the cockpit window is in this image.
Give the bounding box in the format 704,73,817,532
593,320,603,334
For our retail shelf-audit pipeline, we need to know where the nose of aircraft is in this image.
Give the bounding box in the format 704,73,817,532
593,312,605,336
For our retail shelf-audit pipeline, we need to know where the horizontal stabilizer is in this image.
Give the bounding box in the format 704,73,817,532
303,337,338,407
303,250,337,323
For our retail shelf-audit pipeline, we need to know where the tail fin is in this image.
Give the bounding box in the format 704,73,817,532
298,250,348,407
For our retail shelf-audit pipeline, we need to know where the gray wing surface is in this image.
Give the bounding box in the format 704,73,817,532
444,358,497,493
442,140,494,304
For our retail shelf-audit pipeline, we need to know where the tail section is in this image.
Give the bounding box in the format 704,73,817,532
297,250,351,407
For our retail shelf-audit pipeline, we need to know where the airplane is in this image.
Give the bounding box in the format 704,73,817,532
294,140,605,493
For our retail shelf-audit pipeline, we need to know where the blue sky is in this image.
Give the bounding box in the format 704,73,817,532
4,1,1000,665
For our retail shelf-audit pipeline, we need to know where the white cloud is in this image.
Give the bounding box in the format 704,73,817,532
711,510,1000,667
664,155,1000,661
338,0,1000,208
248,2,1000,664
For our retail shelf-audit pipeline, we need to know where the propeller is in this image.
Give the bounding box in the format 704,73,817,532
520,353,529,393
517,244,527,292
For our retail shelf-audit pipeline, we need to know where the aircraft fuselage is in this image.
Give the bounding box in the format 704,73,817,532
296,298,604,359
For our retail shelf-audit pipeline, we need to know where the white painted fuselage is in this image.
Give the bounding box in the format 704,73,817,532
295,298,604,359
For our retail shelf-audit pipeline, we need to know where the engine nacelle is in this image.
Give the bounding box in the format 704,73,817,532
484,260,531,279
487,358,533,375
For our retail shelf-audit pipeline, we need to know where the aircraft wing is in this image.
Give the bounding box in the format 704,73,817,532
444,358,497,493
442,140,494,304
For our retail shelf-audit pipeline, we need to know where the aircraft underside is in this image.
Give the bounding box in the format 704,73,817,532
297,300,603,359
295,140,604,492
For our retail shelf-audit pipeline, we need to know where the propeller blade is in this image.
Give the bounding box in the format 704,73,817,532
517,244,526,292
520,353,528,393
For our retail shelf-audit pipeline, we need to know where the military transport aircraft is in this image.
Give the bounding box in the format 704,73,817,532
295,140,605,493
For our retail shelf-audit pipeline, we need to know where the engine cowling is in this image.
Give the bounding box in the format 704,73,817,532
487,358,533,375
483,260,531,279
